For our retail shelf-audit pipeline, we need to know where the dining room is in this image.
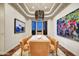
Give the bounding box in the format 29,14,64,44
0,3,79,56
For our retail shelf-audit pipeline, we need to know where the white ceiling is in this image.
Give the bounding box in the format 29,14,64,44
26,3,54,12
9,3,70,19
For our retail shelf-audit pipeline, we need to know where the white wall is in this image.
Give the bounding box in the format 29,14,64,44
48,19,54,35
26,19,32,36
53,3,79,55
0,4,5,53
0,4,32,54
4,4,27,52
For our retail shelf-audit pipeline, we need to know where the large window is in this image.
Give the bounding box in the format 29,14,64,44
32,19,47,35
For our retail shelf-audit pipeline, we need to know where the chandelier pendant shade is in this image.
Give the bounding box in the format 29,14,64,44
35,10,44,20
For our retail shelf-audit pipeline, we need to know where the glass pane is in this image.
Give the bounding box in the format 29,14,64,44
43,21,47,35
37,18,42,32
32,21,36,35
32,21,36,31
37,22,42,32
43,21,47,30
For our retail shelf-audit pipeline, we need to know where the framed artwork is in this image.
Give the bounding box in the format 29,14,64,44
14,18,25,33
57,8,79,41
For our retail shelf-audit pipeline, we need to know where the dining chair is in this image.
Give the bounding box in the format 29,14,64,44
29,41,50,56
48,36,59,56
20,36,31,56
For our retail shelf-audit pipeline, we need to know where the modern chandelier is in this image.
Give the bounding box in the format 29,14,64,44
35,10,44,20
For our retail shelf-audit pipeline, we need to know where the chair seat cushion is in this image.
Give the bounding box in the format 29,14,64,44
23,44,29,51
49,44,55,52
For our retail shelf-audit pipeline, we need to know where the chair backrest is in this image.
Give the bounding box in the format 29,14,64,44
48,36,59,49
20,37,28,47
29,41,50,56
51,37,57,45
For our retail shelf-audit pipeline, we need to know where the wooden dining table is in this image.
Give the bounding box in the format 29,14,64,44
27,35,50,43
27,35,51,56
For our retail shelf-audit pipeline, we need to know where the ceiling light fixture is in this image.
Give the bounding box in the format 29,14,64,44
45,6,47,9
32,6,35,9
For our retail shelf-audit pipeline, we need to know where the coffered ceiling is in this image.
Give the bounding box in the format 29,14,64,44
9,3,70,19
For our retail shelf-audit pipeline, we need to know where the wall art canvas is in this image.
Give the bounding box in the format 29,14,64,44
57,8,79,41
14,18,25,33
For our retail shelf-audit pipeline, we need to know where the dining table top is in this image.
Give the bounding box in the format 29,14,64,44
27,35,50,43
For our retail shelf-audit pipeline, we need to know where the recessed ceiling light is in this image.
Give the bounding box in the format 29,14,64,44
32,6,35,9
45,6,47,9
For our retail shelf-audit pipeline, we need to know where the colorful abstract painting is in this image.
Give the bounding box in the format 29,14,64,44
57,8,79,41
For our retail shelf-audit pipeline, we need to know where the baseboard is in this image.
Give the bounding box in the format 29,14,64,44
0,44,20,56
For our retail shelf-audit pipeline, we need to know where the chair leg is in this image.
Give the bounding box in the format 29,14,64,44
56,49,58,56
21,48,23,56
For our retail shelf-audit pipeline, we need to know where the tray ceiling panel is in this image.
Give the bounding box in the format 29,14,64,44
9,3,70,18
26,3,54,13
